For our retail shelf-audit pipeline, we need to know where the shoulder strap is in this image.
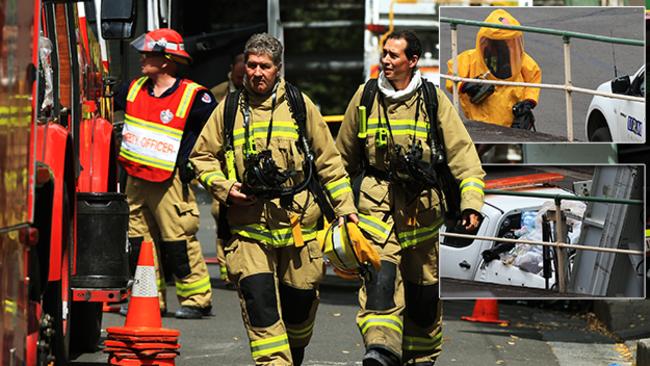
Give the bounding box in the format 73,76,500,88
351,79,379,205
223,83,307,151
175,81,205,119
283,81,308,142
222,89,241,151
360,78,378,117
420,80,444,160
284,81,337,221
421,80,462,221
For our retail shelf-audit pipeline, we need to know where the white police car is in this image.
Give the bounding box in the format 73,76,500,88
585,65,645,142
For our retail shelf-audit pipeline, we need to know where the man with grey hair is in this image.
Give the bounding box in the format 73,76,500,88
191,33,360,365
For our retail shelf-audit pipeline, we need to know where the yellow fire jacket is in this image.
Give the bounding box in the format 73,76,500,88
336,81,485,248
190,79,356,247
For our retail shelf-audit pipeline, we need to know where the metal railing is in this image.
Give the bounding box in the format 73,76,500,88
441,17,645,141
441,232,644,256
440,188,644,293
483,189,643,206
323,115,344,124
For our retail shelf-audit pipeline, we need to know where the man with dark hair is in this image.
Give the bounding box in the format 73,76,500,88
388,30,422,61
209,51,246,283
337,30,485,365
211,52,245,103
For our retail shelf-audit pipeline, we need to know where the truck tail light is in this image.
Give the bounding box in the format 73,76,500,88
485,173,565,190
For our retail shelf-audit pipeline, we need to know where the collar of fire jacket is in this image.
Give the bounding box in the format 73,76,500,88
243,77,285,109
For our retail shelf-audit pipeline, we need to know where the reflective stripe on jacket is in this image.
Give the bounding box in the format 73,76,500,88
190,79,357,246
336,81,485,248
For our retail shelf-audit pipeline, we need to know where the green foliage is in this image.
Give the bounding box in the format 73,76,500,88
281,0,365,115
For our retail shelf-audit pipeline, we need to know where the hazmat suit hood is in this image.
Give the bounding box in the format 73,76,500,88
475,9,524,80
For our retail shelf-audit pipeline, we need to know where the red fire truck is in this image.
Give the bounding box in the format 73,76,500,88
0,1,131,365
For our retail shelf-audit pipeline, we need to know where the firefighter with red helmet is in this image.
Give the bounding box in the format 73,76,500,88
116,28,216,319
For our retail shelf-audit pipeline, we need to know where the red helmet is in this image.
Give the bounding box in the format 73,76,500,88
130,28,192,64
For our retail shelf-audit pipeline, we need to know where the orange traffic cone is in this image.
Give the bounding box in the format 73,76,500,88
108,356,176,366
105,241,180,366
461,299,509,326
124,240,162,329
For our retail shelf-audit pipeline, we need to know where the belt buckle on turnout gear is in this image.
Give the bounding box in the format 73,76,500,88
290,214,305,247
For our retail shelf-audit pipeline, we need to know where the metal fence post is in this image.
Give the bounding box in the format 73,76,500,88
554,198,568,293
451,23,459,111
563,36,574,142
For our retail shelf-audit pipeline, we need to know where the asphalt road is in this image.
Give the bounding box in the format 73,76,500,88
439,6,645,142
72,292,635,366
70,188,635,365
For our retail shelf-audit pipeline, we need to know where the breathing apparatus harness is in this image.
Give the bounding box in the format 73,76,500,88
358,79,462,222
222,81,336,220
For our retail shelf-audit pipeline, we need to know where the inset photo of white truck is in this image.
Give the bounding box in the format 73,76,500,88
440,165,645,299
586,64,645,142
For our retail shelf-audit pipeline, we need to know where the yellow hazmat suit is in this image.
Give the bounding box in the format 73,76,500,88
446,9,541,127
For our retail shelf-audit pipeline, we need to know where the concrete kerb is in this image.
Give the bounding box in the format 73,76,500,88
637,338,650,366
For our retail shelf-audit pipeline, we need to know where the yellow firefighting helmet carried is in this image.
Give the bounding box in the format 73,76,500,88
319,218,381,280
130,28,192,64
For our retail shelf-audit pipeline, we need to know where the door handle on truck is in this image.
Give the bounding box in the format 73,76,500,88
459,260,471,270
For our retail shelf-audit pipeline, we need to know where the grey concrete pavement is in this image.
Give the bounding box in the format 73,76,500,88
441,301,633,366
70,189,635,365
72,295,634,365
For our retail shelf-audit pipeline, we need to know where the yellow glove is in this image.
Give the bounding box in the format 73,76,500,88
345,222,381,271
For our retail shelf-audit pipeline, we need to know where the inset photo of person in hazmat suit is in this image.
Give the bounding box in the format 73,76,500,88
446,9,541,131
440,7,644,143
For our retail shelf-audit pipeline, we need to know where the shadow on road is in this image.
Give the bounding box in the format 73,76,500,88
444,300,616,345
319,285,359,306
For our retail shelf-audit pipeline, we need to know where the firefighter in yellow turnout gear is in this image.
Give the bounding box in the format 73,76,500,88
337,30,485,366
116,29,215,319
210,52,246,283
190,33,359,366
211,52,246,103
446,9,541,129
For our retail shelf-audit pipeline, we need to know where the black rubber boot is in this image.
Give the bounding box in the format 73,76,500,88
362,348,400,366
174,305,213,319
291,347,305,366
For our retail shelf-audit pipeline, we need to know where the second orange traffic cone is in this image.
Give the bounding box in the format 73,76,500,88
461,299,509,326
